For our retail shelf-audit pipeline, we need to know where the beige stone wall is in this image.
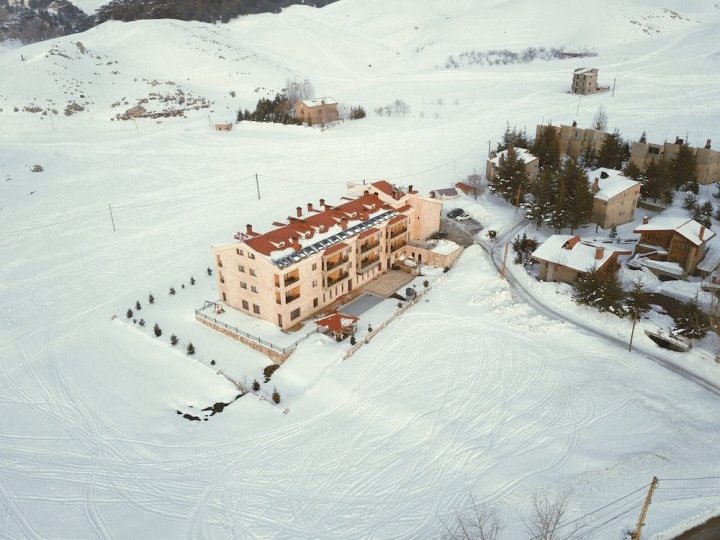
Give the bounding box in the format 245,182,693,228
196,314,291,364
407,194,442,241
485,155,539,183
630,141,720,185
536,124,607,159
592,184,641,229
571,70,598,95
294,102,339,125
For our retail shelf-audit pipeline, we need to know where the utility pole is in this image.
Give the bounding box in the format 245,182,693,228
255,173,261,200
612,78,617,97
108,203,116,232
487,139,491,157
629,307,639,352
501,184,524,280
632,476,659,540
49,114,55,132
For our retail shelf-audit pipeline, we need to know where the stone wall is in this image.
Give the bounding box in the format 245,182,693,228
195,315,292,364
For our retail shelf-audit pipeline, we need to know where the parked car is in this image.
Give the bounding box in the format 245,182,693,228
447,208,464,219
455,213,471,221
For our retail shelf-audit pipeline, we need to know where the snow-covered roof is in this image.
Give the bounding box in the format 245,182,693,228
697,247,720,273
638,258,685,276
532,235,631,273
634,217,715,246
430,188,459,199
431,239,462,256
300,97,337,107
488,147,537,167
574,67,596,74
588,168,639,201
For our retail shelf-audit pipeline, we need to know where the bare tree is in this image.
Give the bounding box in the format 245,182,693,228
439,497,502,540
592,105,607,132
466,174,484,200
523,490,576,540
284,77,316,108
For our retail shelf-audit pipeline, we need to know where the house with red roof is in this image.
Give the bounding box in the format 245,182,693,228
211,181,443,329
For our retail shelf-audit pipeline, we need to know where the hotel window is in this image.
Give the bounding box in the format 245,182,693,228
251,285,258,293
248,253,255,259
313,298,319,308
253,304,260,314
250,269,256,276
312,280,318,287
240,282,247,289
238,265,245,272
290,307,301,320
219,273,225,284
242,300,249,310
312,263,317,271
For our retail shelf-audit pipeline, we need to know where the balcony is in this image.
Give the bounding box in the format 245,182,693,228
390,227,407,239
325,271,349,288
324,256,350,272
285,293,300,304
390,239,407,253
284,274,299,287
357,258,381,273
360,242,381,254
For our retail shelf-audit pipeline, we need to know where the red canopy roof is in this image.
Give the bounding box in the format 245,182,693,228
315,312,359,334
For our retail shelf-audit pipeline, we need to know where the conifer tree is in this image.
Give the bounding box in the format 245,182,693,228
153,323,162,337
532,125,561,171
186,342,195,355
527,168,554,229
135,300,141,310
148,293,155,304
674,298,709,340
671,144,698,190
560,158,593,233
252,379,260,392
626,281,650,320
170,334,179,346
490,147,529,204
272,387,281,404
126,308,133,319
597,129,629,169
496,123,532,152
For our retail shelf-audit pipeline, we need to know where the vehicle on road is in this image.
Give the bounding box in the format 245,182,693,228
454,213,471,221
447,208,464,219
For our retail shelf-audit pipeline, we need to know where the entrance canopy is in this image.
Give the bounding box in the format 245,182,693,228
315,312,359,336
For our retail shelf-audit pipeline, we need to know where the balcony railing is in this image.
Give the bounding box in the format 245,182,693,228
284,275,299,287
285,293,300,304
390,240,406,253
357,258,381,273
325,272,349,288
390,227,407,239
325,257,349,271
360,242,381,254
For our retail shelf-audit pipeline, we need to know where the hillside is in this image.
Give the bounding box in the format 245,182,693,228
2,1,720,538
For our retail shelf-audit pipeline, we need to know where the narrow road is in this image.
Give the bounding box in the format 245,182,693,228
478,230,720,398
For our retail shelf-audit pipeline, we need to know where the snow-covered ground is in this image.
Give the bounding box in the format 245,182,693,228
2,1,720,538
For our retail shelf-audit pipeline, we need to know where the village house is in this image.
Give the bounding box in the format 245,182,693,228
536,122,607,159
294,97,339,125
532,234,631,285
211,181,448,330
630,137,720,185
588,168,641,229
486,147,539,183
632,216,715,276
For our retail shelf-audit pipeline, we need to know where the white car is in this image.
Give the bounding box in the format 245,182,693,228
455,213,471,221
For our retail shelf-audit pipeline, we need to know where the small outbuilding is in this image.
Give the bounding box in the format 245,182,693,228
315,312,359,341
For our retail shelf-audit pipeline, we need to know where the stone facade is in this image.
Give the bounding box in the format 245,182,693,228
294,97,339,125
536,123,607,159
630,138,720,185
212,181,443,330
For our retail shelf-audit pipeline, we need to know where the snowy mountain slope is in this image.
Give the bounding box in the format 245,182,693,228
2,1,720,538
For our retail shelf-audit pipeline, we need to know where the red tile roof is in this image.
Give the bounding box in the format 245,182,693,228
370,180,405,198
245,193,391,256
315,312,359,334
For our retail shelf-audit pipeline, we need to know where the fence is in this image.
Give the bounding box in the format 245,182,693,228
342,277,444,361
195,300,316,362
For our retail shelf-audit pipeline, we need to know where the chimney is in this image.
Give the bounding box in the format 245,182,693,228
307,202,314,212
319,198,326,208
340,217,348,230
291,237,301,251
699,226,706,240
595,246,605,260
408,184,414,193
364,190,369,196
296,206,302,218
246,224,253,235
674,136,683,145
706,139,712,150
591,178,600,194
642,215,649,225
572,120,577,127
